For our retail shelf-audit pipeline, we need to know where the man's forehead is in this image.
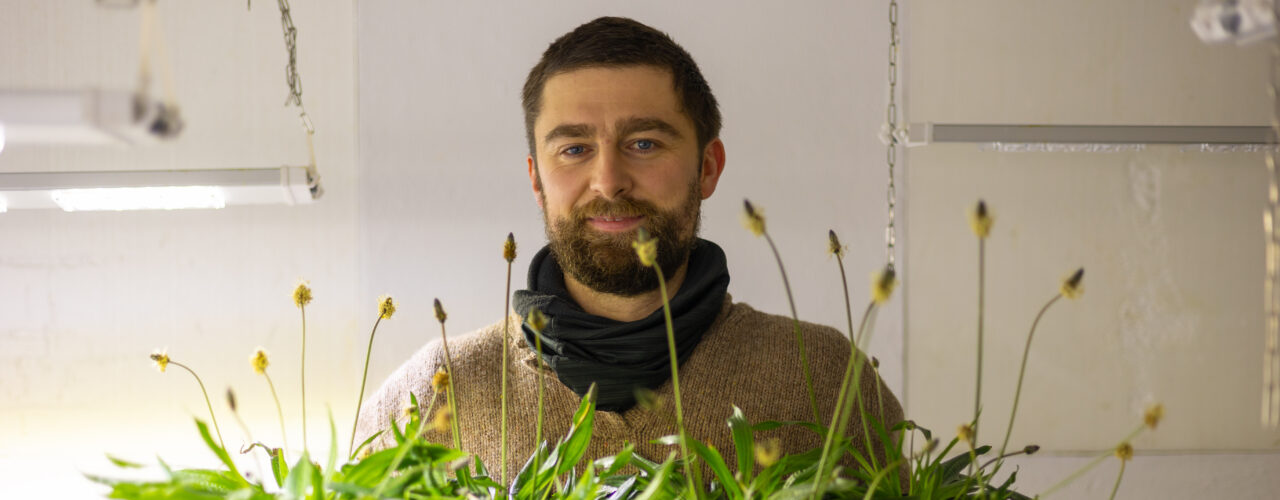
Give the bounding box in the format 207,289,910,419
535,66,692,137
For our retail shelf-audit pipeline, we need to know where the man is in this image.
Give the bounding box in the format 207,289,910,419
355,16,902,479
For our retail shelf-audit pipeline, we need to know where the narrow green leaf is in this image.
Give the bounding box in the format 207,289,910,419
284,452,313,498
326,407,338,479
596,442,635,477
728,406,755,481
195,418,249,487
348,429,384,461
687,439,743,500
271,448,290,489
105,454,144,469
632,452,676,500
554,385,598,476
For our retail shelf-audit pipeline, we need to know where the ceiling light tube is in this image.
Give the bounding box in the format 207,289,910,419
906,123,1273,148
0,166,319,212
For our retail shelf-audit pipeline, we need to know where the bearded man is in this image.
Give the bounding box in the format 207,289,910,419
355,16,903,479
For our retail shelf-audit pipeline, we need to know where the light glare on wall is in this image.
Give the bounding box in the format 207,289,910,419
49,186,226,212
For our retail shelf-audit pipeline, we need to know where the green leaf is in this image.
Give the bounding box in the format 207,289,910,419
632,452,676,500
554,384,598,476
172,468,241,492
105,454,144,469
271,447,290,489
195,418,249,487
727,406,754,481
687,439,742,500
348,429,384,462
326,408,338,480
595,442,635,477
284,452,313,499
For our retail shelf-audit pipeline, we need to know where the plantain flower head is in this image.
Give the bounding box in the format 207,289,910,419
401,394,418,418
527,308,548,333
871,265,898,304
1144,402,1164,430
434,298,447,323
503,232,517,263
430,406,453,434
1024,444,1040,455
753,437,780,467
293,279,313,308
149,349,170,373
251,348,270,375
741,199,766,237
431,369,450,393
632,227,658,268
827,230,846,258
377,295,397,320
957,423,974,444
1114,442,1134,461
968,200,993,239
1060,268,1084,300
226,388,238,412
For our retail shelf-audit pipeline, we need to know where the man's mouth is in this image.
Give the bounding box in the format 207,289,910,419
587,215,645,233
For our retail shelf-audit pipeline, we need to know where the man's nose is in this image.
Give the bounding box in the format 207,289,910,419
589,147,632,200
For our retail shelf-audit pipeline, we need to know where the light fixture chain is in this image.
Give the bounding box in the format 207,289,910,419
885,0,900,270
1265,0,1280,430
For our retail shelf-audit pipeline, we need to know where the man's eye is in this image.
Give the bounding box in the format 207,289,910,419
633,139,655,151
563,145,586,156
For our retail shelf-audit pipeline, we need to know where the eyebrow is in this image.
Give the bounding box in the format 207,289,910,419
542,117,685,146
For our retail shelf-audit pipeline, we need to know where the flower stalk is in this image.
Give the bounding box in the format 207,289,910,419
971,200,992,453
634,228,702,499
349,295,395,454
743,199,819,424
150,350,226,451
252,348,289,460
501,232,516,484
293,280,312,454
435,298,463,451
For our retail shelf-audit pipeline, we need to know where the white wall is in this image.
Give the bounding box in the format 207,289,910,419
904,0,1280,496
0,1,359,496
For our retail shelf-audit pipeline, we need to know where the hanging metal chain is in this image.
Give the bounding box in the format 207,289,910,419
885,0,900,270
278,0,313,135
1263,0,1280,430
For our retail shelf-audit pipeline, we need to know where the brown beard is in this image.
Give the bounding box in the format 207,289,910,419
545,182,702,296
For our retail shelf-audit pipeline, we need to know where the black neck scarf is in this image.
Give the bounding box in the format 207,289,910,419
512,239,730,412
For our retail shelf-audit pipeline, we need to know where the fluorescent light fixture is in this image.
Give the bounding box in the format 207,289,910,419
0,121,6,154
0,196,7,213
0,88,176,147
0,167,318,212
906,123,1273,148
50,186,225,212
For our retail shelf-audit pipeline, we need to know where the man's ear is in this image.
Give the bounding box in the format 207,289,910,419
528,155,544,210
698,138,726,199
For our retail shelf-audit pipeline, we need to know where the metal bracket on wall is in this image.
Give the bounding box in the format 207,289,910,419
905,123,1273,148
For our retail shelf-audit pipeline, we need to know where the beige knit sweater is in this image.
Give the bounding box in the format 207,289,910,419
354,295,903,480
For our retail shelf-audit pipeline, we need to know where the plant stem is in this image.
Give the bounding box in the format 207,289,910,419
812,301,876,500
439,321,462,451
654,263,703,499
533,322,545,471
263,371,290,461
349,315,383,455
171,361,225,451
974,238,985,447
501,260,512,484
300,305,308,454
1041,424,1145,498
997,294,1062,461
762,232,820,424
1107,459,1127,500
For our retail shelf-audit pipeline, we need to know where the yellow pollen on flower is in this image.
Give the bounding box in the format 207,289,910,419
969,200,993,239
632,227,658,268
377,295,397,319
1060,268,1085,300
753,437,780,467
827,230,846,258
430,406,453,434
293,280,313,308
358,446,373,460
957,423,974,444
431,369,450,393
741,199,766,237
527,308,548,333
1114,442,1134,461
871,265,898,304
401,395,418,418
1144,402,1164,430
503,232,517,263
149,349,170,373
251,348,270,375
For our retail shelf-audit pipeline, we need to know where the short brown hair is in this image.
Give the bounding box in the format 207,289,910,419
521,17,722,157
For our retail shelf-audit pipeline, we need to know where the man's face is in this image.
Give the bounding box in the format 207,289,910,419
527,65,724,296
